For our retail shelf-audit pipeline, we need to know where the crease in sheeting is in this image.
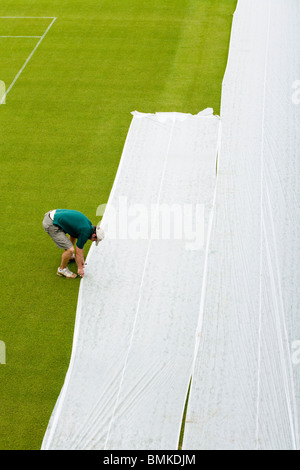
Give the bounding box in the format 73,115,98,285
191,120,222,372
103,116,177,449
256,0,271,448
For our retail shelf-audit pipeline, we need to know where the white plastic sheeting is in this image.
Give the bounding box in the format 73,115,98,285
42,110,221,450
183,0,300,450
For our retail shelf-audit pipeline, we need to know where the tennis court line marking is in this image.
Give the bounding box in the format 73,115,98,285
0,16,56,104
0,36,42,38
0,16,56,19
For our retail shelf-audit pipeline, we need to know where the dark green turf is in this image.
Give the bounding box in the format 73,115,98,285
0,0,237,449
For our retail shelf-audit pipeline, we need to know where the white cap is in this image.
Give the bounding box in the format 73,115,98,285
96,226,105,246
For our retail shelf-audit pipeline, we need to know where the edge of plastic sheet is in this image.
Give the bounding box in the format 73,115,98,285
131,108,216,122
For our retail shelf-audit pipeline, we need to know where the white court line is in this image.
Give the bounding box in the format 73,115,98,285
0,17,56,104
0,16,56,19
0,35,42,38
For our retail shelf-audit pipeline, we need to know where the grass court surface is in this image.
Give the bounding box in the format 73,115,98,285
0,0,236,450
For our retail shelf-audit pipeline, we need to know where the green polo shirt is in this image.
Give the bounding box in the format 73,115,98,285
53,209,94,249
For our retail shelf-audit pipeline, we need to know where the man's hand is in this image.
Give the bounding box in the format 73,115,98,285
78,266,85,278
75,247,85,277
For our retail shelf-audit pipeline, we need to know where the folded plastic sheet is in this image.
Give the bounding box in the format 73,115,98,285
183,0,300,450
41,110,221,450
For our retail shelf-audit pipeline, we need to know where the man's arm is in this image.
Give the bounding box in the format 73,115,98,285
75,247,85,277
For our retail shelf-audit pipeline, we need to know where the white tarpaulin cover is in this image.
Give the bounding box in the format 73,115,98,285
42,110,221,450
183,0,300,450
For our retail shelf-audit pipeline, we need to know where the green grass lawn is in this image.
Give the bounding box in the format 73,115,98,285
0,0,237,450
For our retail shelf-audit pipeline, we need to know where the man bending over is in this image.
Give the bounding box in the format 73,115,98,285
42,209,104,278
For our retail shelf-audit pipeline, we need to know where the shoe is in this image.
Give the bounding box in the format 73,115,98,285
57,267,77,279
